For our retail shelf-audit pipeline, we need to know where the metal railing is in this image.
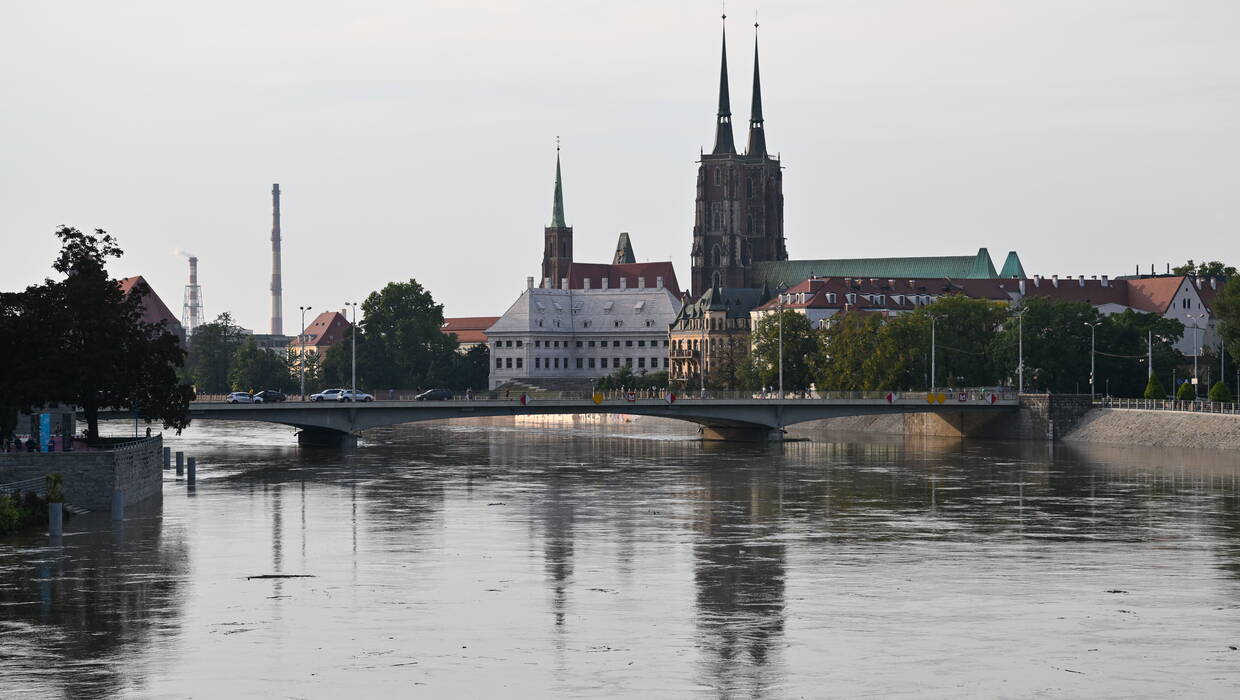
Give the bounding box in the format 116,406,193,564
1095,397,1239,415
0,477,45,496
193,388,1020,404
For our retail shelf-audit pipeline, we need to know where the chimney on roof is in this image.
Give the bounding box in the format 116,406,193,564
1033,276,1040,288
638,276,646,289
1052,275,1059,288
527,276,534,289
1135,264,1139,275
908,279,914,288
1102,275,1109,287
620,277,627,289
844,277,852,286
1196,278,1203,289
561,277,568,290
543,277,552,289
656,276,664,289
1019,279,1026,295
1167,263,1171,274
1151,264,1155,275
602,278,609,290
583,278,591,290
1078,275,1085,287
1211,278,1218,290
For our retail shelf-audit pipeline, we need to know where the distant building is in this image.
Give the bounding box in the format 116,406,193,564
250,334,292,352
441,317,499,352
119,276,185,344
288,311,352,359
486,278,682,390
669,287,768,383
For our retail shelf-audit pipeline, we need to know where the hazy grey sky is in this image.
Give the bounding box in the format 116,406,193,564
3,1,1238,332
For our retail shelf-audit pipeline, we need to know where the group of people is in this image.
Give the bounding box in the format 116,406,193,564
2,435,48,452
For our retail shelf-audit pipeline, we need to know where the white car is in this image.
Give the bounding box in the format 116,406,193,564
340,389,374,402
310,389,345,402
226,392,264,404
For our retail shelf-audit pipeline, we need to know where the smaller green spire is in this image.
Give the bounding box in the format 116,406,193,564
551,146,567,228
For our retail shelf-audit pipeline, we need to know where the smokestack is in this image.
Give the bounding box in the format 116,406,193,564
270,183,283,335
181,254,204,340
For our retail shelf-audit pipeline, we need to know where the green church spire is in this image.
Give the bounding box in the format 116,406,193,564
551,144,567,228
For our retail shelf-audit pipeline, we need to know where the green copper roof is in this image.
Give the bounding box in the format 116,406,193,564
751,248,1001,287
613,232,635,264
550,152,567,228
999,251,1026,278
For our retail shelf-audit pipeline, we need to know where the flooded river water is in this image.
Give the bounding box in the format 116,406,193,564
2,417,1239,698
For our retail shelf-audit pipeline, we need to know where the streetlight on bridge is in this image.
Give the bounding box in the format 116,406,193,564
298,305,311,400
1011,306,1028,394
1084,321,1102,400
345,301,359,395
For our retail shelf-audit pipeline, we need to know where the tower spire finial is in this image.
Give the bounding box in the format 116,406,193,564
746,18,767,157
711,10,736,155
551,139,566,228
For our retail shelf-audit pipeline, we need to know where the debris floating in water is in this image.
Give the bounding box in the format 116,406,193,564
246,574,316,580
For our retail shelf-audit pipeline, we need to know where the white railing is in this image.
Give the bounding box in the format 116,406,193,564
0,477,46,495
1095,397,1239,415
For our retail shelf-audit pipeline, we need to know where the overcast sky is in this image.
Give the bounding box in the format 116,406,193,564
3,0,1238,332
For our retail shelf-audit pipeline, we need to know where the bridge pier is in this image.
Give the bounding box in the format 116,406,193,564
296,428,357,448
700,426,783,442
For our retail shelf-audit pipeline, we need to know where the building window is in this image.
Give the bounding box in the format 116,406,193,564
576,340,583,347
614,357,621,366
506,358,513,369
589,358,596,368
614,320,622,327
535,340,541,348
662,339,669,347
535,358,541,369
638,340,646,347
496,358,502,369
638,358,646,368
663,358,669,368
588,340,596,347
576,358,583,369
516,358,523,369
601,358,608,368
516,340,523,347
625,358,633,367
714,167,721,185
626,340,633,347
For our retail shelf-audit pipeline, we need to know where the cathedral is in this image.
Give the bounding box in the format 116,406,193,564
690,18,786,297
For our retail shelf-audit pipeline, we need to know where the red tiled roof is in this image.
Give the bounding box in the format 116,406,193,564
566,261,680,295
1120,277,1186,314
118,276,181,331
1021,277,1131,307
441,316,499,344
290,311,351,348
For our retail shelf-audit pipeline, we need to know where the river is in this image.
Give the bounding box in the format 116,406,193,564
2,417,1239,698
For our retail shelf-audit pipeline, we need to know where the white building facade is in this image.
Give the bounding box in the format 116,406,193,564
486,278,683,389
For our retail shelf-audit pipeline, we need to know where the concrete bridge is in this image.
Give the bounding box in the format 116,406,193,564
173,393,1022,445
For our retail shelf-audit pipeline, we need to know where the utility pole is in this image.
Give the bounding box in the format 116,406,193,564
1084,321,1102,400
777,296,784,400
1186,313,1205,395
1013,307,1027,394
298,305,311,400
346,302,359,394
700,309,706,399
930,315,937,394
1147,330,1153,378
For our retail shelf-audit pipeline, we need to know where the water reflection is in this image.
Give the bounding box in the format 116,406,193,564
1,417,1239,697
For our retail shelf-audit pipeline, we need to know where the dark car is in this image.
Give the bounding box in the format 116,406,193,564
414,388,453,401
255,389,287,403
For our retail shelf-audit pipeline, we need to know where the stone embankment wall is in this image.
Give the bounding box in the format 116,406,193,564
0,436,163,509
1063,409,1240,451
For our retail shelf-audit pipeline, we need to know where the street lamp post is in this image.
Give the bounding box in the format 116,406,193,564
929,314,937,394
699,311,706,399
1084,321,1102,400
346,302,359,394
1186,313,1205,396
1013,307,1027,394
298,305,311,400
777,295,784,400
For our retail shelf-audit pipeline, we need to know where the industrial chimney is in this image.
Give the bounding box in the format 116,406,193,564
181,255,204,339
270,183,283,335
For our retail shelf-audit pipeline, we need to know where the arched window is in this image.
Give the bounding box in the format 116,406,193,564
561,240,569,257
710,245,722,267
713,167,721,185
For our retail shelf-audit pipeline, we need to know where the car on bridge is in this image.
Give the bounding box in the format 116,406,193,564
255,389,286,403
226,392,263,404
310,388,374,402
414,388,454,401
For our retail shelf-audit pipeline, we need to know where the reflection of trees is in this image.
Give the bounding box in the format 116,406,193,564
691,466,787,696
0,500,188,698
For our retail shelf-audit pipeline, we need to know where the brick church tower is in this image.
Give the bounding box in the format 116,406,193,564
690,17,786,297
542,147,573,288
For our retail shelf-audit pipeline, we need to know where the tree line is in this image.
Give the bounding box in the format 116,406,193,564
184,280,489,396
682,292,1238,400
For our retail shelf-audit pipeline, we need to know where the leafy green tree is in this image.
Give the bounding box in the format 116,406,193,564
750,310,817,392
1208,380,1233,403
596,365,638,390
922,295,1006,388
864,311,931,390
1214,277,1240,364
1172,260,1237,279
1143,373,1166,399
448,345,491,391
815,312,882,391
6,227,192,439
1094,309,1184,397
706,336,751,391
228,338,293,392
185,313,246,393
991,297,1099,393
1176,381,1196,400
355,280,459,389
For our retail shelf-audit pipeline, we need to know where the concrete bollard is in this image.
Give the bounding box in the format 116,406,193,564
111,489,124,521
175,451,184,476
48,503,63,538
187,456,196,485
163,446,171,470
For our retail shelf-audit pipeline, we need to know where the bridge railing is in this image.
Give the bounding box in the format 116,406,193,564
1095,397,1239,415
193,388,1019,403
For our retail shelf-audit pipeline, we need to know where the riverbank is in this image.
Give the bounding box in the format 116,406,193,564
1063,408,1240,451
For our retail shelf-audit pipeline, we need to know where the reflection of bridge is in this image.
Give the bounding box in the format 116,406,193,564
178,394,1019,445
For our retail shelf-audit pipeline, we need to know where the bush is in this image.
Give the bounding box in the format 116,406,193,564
1176,381,1197,400
1208,380,1233,403
1143,374,1165,399
0,492,50,536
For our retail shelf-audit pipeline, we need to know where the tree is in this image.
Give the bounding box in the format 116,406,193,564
9,227,192,440
1143,373,1166,399
185,313,246,393
991,297,1099,393
750,310,817,392
1214,277,1240,365
815,312,882,391
864,311,931,390
354,280,459,389
228,338,293,392
1208,380,1233,403
1172,260,1237,279
1176,381,1196,400
706,336,751,391
448,345,491,391
922,295,1005,388
1094,309,1184,398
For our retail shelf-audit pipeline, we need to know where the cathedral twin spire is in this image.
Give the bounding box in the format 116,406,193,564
712,14,767,158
